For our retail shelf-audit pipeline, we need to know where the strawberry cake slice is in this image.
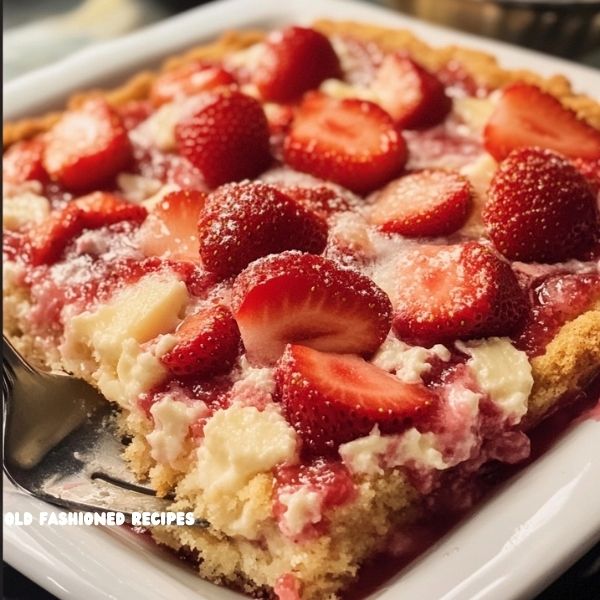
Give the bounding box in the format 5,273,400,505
3,19,600,600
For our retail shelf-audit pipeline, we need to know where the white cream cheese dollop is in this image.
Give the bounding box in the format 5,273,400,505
457,337,532,424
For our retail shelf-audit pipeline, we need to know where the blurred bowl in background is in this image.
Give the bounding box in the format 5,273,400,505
386,0,600,59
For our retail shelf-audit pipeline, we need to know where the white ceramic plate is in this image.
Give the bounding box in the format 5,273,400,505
4,1,600,599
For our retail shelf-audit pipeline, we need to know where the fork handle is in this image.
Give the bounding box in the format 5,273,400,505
3,335,37,379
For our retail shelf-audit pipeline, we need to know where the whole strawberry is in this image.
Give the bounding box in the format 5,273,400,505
254,26,341,103
198,181,328,279
484,147,598,263
161,305,241,378
175,89,272,188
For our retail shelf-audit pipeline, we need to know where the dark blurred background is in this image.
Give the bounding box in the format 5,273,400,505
2,0,600,598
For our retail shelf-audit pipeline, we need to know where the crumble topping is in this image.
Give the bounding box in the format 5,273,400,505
148,392,209,470
3,188,50,230
340,425,447,475
372,336,450,384
277,487,323,538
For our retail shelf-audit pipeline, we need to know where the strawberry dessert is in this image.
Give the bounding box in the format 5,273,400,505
3,18,600,600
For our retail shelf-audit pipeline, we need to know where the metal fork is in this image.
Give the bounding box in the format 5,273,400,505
2,334,179,520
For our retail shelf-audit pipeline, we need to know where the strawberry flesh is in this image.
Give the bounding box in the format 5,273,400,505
372,54,451,129
3,138,48,184
29,192,147,265
368,169,472,236
43,98,132,192
198,181,328,279
484,147,598,263
175,89,272,188
138,189,206,262
231,251,392,364
254,26,341,103
390,242,527,345
150,62,236,106
282,185,351,221
161,305,241,378
483,83,600,161
277,344,437,455
514,272,600,357
284,93,407,195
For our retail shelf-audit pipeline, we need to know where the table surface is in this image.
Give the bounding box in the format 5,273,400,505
2,0,600,598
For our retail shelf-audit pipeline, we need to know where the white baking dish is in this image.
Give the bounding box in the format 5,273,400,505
4,1,600,599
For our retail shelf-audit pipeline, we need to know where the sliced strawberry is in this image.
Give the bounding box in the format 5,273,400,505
390,242,527,345
3,138,48,184
43,98,132,192
29,192,147,265
71,192,147,229
277,345,437,455
484,147,598,263
175,89,272,188
231,252,392,364
284,93,407,194
198,181,328,279
265,103,295,160
116,99,153,131
368,169,472,236
282,185,351,220
483,83,600,161
150,62,236,106
254,26,341,103
138,189,206,262
372,54,451,130
331,36,384,87
161,305,241,378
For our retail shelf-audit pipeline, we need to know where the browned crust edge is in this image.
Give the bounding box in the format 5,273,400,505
4,19,600,147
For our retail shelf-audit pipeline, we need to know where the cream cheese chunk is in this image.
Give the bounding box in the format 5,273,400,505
457,337,532,424
148,395,209,470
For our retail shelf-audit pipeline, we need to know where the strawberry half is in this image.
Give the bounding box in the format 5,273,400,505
138,189,206,262
277,345,437,455
198,181,328,279
284,93,407,194
390,242,527,345
484,147,598,263
483,83,600,161
29,192,147,265
175,88,272,188
3,138,48,184
161,304,241,378
150,62,236,106
254,26,341,103
372,54,451,130
43,98,132,192
231,251,392,364
368,169,472,237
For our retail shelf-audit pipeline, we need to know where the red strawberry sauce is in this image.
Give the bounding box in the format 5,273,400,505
346,372,600,600
513,269,600,357
273,459,357,540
